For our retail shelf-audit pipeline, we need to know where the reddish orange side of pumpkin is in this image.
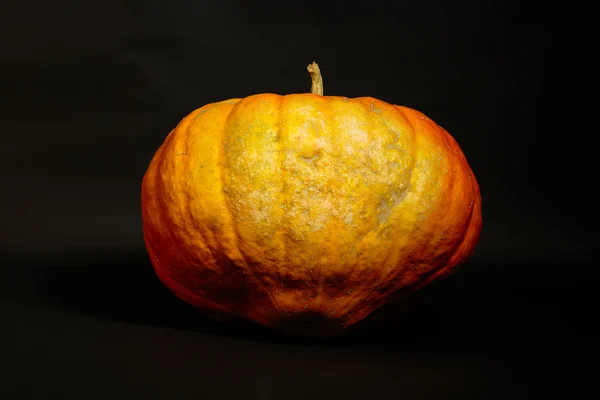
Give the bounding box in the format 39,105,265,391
141,63,482,338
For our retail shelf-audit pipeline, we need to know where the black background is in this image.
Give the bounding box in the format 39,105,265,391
1,0,597,398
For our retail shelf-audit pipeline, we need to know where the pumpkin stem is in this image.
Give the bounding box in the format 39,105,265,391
307,62,323,96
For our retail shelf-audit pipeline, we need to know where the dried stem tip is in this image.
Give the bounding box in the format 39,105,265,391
307,62,324,96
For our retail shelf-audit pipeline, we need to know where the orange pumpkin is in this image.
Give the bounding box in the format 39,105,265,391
141,62,482,338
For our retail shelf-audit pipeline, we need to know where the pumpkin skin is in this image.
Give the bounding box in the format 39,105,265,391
141,74,482,338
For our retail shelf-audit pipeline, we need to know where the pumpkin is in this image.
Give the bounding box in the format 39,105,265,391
141,62,482,338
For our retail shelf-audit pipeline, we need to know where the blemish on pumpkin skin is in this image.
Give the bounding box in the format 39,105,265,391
370,103,382,114
300,154,319,166
344,212,353,225
376,184,409,225
391,186,408,206
192,106,214,121
378,198,392,224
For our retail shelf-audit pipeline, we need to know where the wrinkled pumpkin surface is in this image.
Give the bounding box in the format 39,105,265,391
141,63,481,337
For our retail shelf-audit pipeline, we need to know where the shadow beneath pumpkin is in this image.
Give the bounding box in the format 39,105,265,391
37,250,284,343
38,249,598,346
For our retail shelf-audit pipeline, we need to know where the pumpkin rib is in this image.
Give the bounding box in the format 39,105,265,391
371,100,410,317
182,107,214,266
150,111,207,309
415,123,481,288
428,120,468,277
328,97,374,323
333,98,420,326
186,103,246,292
315,95,335,313
438,123,481,270
448,173,482,267
154,134,183,281
172,108,217,272
264,94,289,323
219,99,250,272
213,99,259,319
387,102,418,278
331,97,362,320
396,106,462,266
381,102,419,293
165,100,252,318
375,108,428,313
362,106,456,303
416,188,480,289
273,96,288,322
424,119,461,272
216,98,263,321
